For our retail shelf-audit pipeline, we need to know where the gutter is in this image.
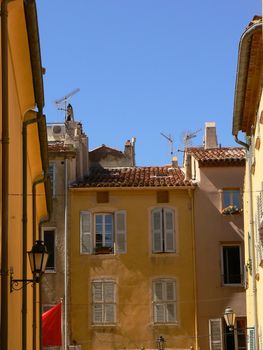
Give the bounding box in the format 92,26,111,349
0,2,9,350
232,21,262,136
23,2,52,350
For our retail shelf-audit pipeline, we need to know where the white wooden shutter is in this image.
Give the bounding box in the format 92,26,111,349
247,328,255,350
104,282,115,302
105,304,115,323
154,304,165,323
93,282,103,302
166,303,176,322
165,281,176,322
153,281,165,323
164,208,175,252
209,319,223,350
80,211,92,254
115,210,127,254
152,209,163,252
93,304,103,323
154,281,164,301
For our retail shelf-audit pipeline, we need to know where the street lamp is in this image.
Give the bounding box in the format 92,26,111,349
156,336,165,350
10,240,49,292
224,306,236,331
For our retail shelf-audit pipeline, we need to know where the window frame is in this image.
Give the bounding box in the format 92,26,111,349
151,207,176,254
80,210,127,255
152,278,177,324
91,279,116,325
221,244,242,286
42,227,56,273
222,188,241,210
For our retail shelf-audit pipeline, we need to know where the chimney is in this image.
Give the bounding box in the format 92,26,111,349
185,153,192,180
124,137,136,166
204,122,218,149
171,156,178,168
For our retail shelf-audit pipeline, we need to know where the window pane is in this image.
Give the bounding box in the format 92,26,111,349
44,230,55,271
223,191,231,207
232,191,240,208
223,246,241,284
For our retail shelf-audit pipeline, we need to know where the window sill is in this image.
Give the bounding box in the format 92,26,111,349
45,269,56,274
153,322,178,327
91,323,116,327
95,247,114,255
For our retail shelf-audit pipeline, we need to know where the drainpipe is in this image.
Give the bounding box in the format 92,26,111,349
247,140,259,350
234,135,249,150
234,133,258,349
32,173,47,350
0,2,9,350
38,215,50,350
188,188,198,350
64,158,68,350
22,113,39,350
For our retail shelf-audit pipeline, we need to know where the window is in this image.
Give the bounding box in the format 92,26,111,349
92,280,116,324
153,279,176,323
48,163,56,197
221,245,242,285
43,228,56,271
80,210,126,254
223,189,241,209
151,208,175,253
209,318,223,350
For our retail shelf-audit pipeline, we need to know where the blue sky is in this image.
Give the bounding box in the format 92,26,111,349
37,1,261,166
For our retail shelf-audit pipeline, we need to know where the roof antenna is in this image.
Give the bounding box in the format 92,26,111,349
54,88,80,121
160,132,174,160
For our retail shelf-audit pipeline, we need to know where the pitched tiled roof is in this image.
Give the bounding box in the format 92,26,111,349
48,141,75,153
186,147,245,166
71,166,193,188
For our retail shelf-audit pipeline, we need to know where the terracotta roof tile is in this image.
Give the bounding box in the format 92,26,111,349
186,147,245,166
71,166,193,188
48,142,75,153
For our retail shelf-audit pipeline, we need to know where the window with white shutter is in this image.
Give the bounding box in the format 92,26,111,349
209,318,223,350
152,208,175,253
115,210,127,254
80,210,127,254
92,280,116,324
80,211,92,254
153,279,176,323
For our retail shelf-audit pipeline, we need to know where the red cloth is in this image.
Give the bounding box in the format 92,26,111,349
42,303,62,346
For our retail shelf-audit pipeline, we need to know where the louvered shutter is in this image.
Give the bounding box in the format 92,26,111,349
153,281,165,323
166,303,176,322
165,281,176,322
93,282,103,302
104,282,115,323
209,319,223,350
80,211,92,254
247,328,255,350
92,281,103,323
105,304,115,323
104,282,115,302
93,304,103,323
154,304,165,323
152,209,163,252
115,211,127,254
164,209,175,252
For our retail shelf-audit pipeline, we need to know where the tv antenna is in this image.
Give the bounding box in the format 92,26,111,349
182,128,202,147
54,88,80,118
160,132,174,159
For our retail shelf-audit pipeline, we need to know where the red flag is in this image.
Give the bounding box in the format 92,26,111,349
42,303,62,347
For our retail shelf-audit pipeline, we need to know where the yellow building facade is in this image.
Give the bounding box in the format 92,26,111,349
0,1,50,350
232,16,263,350
69,166,197,350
